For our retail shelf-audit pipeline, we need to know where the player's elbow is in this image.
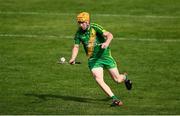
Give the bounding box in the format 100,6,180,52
104,31,113,40
108,32,113,39
106,32,113,40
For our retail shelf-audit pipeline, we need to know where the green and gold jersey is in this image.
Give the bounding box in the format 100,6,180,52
74,23,111,59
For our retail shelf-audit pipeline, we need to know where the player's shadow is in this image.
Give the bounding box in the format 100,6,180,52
24,93,110,104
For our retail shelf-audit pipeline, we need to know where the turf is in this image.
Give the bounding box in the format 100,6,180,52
0,0,180,115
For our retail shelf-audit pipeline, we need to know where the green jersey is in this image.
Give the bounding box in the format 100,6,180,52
74,23,111,59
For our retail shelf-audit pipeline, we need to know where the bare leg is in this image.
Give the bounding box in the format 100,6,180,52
108,67,126,83
91,67,114,97
91,67,124,106
108,67,132,90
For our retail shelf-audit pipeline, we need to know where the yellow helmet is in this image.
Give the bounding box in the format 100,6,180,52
77,12,90,22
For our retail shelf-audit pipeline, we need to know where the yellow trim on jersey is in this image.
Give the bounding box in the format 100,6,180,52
87,28,96,58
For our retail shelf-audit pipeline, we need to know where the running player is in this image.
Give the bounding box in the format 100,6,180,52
69,12,132,106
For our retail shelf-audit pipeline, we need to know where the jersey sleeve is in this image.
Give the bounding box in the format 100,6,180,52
74,32,81,45
91,23,107,35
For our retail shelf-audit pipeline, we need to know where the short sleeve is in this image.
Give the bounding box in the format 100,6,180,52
74,32,81,44
91,23,107,35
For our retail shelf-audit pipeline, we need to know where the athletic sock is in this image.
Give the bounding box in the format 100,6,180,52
124,74,127,80
111,95,119,100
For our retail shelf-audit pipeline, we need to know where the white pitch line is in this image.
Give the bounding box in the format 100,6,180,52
0,11,74,16
115,37,180,42
0,33,180,42
0,11,180,19
0,33,72,39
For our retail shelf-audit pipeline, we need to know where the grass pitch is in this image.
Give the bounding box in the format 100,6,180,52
0,0,180,115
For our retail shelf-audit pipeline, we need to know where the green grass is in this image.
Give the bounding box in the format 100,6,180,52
0,0,180,115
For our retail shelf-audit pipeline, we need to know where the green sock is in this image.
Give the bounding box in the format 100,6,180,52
111,95,118,100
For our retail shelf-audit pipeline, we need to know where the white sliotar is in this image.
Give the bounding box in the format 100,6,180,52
60,57,66,62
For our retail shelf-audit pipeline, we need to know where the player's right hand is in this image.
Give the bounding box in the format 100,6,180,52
69,58,75,65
